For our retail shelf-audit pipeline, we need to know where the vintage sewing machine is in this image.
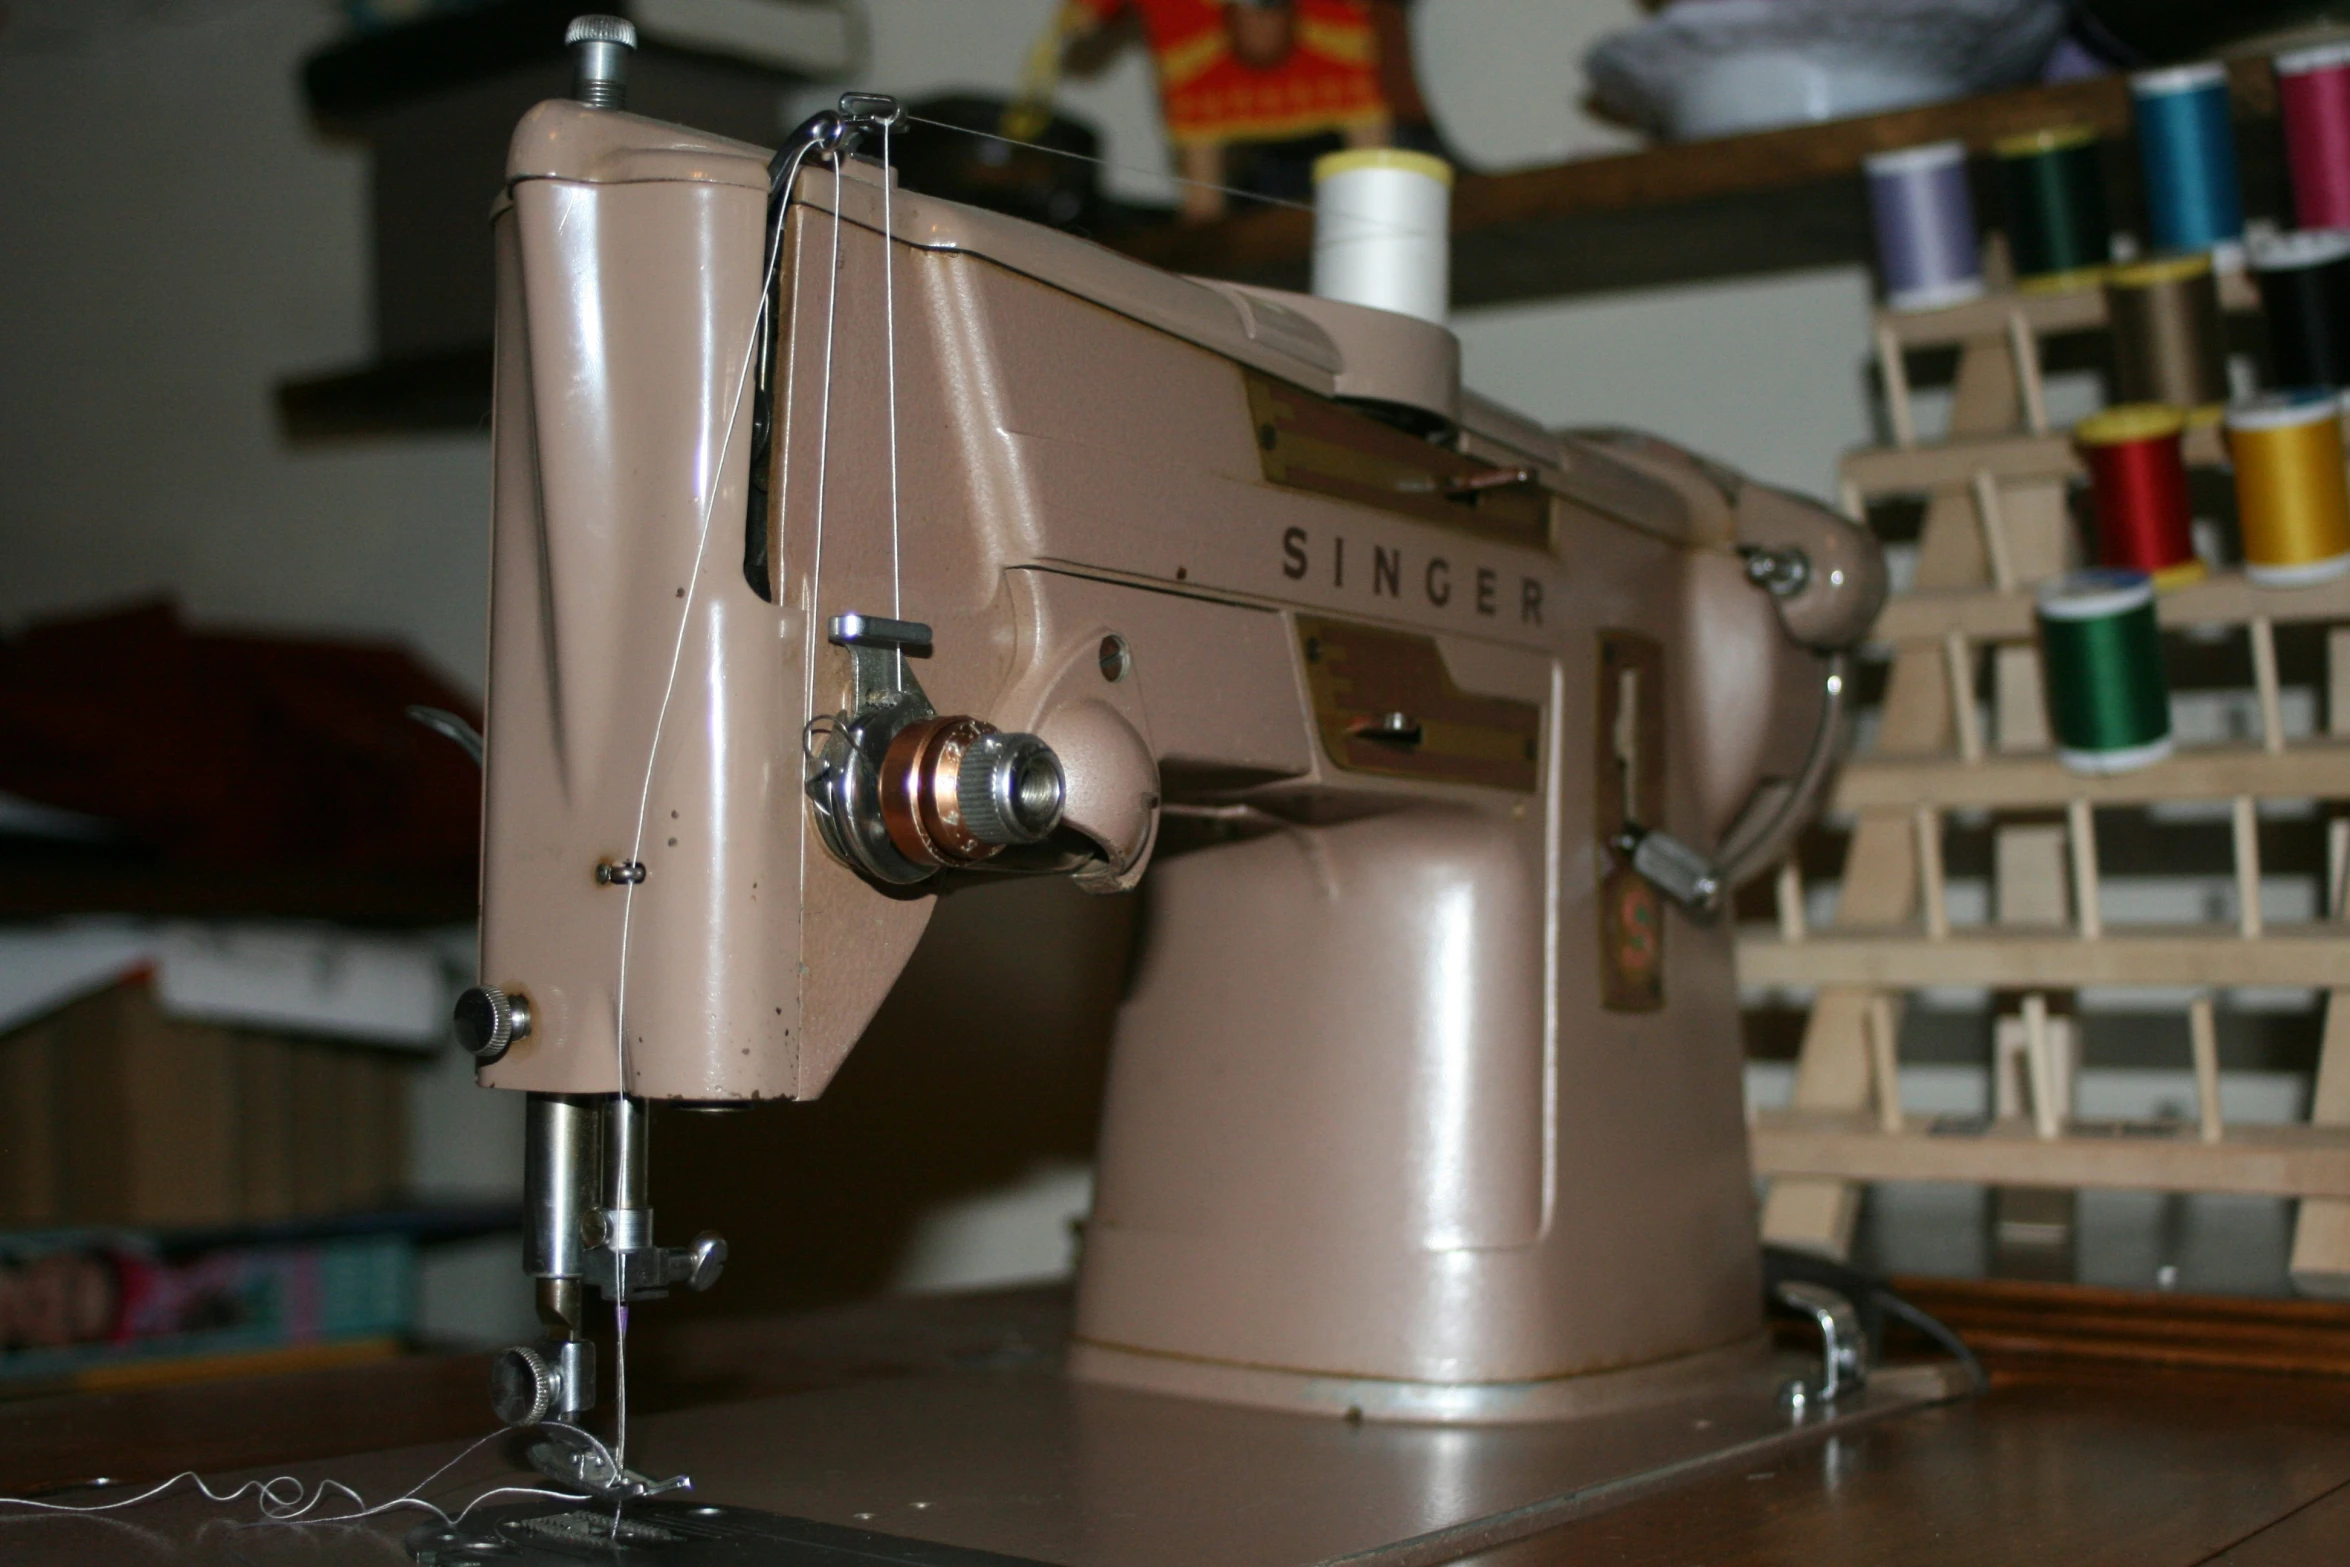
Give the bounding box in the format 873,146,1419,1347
429,19,1934,1564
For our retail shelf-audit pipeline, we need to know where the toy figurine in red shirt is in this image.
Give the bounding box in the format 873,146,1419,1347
1045,0,1397,222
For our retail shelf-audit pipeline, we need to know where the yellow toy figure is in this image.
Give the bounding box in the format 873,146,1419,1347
1016,0,1396,222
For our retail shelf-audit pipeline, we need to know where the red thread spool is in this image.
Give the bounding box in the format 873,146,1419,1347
2278,43,2350,230
2075,404,2206,589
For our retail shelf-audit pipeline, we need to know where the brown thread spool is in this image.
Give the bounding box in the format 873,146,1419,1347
2105,253,2230,421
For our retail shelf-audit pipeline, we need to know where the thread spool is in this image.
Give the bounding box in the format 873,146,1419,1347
1311,148,1452,325
2105,253,2230,420
2037,568,2173,775
1864,141,1983,312
2251,228,2350,390
1995,126,2112,292
2226,391,2350,586
2075,404,2205,589
2275,42,2350,231
2131,63,2245,268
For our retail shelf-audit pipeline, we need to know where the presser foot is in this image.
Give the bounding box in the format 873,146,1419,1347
524,1422,692,1504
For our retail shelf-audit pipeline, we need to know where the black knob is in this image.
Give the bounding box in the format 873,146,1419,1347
454,985,532,1064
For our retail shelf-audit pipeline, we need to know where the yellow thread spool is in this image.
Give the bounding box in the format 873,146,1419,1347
2227,391,2350,585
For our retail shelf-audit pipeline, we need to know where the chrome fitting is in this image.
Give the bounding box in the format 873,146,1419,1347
565,15,636,110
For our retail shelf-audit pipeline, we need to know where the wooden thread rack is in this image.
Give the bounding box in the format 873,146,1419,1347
1753,272,2350,1298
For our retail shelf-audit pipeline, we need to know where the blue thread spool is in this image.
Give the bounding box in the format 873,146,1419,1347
1864,141,1984,312
2131,62,2245,267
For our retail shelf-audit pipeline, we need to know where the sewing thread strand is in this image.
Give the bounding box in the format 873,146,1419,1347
0,1430,578,1531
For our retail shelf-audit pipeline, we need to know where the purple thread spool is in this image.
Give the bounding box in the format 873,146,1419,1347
1865,140,1985,312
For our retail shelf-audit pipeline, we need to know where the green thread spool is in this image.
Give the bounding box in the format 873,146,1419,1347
2037,568,2172,774
1995,126,2113,292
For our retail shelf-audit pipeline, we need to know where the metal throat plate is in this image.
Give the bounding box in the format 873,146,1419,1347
408,1354,1959,1567
409,1500,1053,1566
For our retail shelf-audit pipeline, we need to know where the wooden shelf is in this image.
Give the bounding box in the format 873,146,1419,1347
1843,421,2231,497
1835,740,2350,812
1872,565,2350,643
1107,60,2280,308
1877,267,2261,351
276,344,493,442
1754,1109,2350,1198
1737,924,2350,989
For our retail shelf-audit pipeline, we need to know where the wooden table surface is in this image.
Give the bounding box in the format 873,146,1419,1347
3,1283,2347,1564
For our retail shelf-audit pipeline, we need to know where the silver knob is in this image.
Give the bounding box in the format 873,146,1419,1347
490,1343,559,1428
565,14,637,110
957,731,1065,846
1742,544,1811,598
686,1232,728,1292
454,985,532,1064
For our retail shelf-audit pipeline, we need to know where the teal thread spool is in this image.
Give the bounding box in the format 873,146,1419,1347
2037,568,2172,774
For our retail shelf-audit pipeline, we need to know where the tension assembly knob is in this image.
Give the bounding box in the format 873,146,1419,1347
958,730,1066,847
878,717,1066,869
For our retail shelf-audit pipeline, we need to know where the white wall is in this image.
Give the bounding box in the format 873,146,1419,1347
0,0,491,690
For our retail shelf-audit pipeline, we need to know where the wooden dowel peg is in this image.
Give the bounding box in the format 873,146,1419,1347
1776,857,1807,943
1839,478,1866,526
2067,797,2102,939
2251,615,2286,756
1914,803,1950,939
2233,795,2263,939
2023,992,2060,1141
2006,308,2050,436
2330,815,2349,921
2329,626,2350,739
1969,470,2018,593
1867,994,1904,1134
2189,994,2224,1144
1944,630,1983,763
1877,320,1917,450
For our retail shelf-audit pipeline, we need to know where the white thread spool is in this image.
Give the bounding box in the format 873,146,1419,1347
1310,148,1453,324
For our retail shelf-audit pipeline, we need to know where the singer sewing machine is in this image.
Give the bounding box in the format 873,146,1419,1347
422,20,1952,1565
